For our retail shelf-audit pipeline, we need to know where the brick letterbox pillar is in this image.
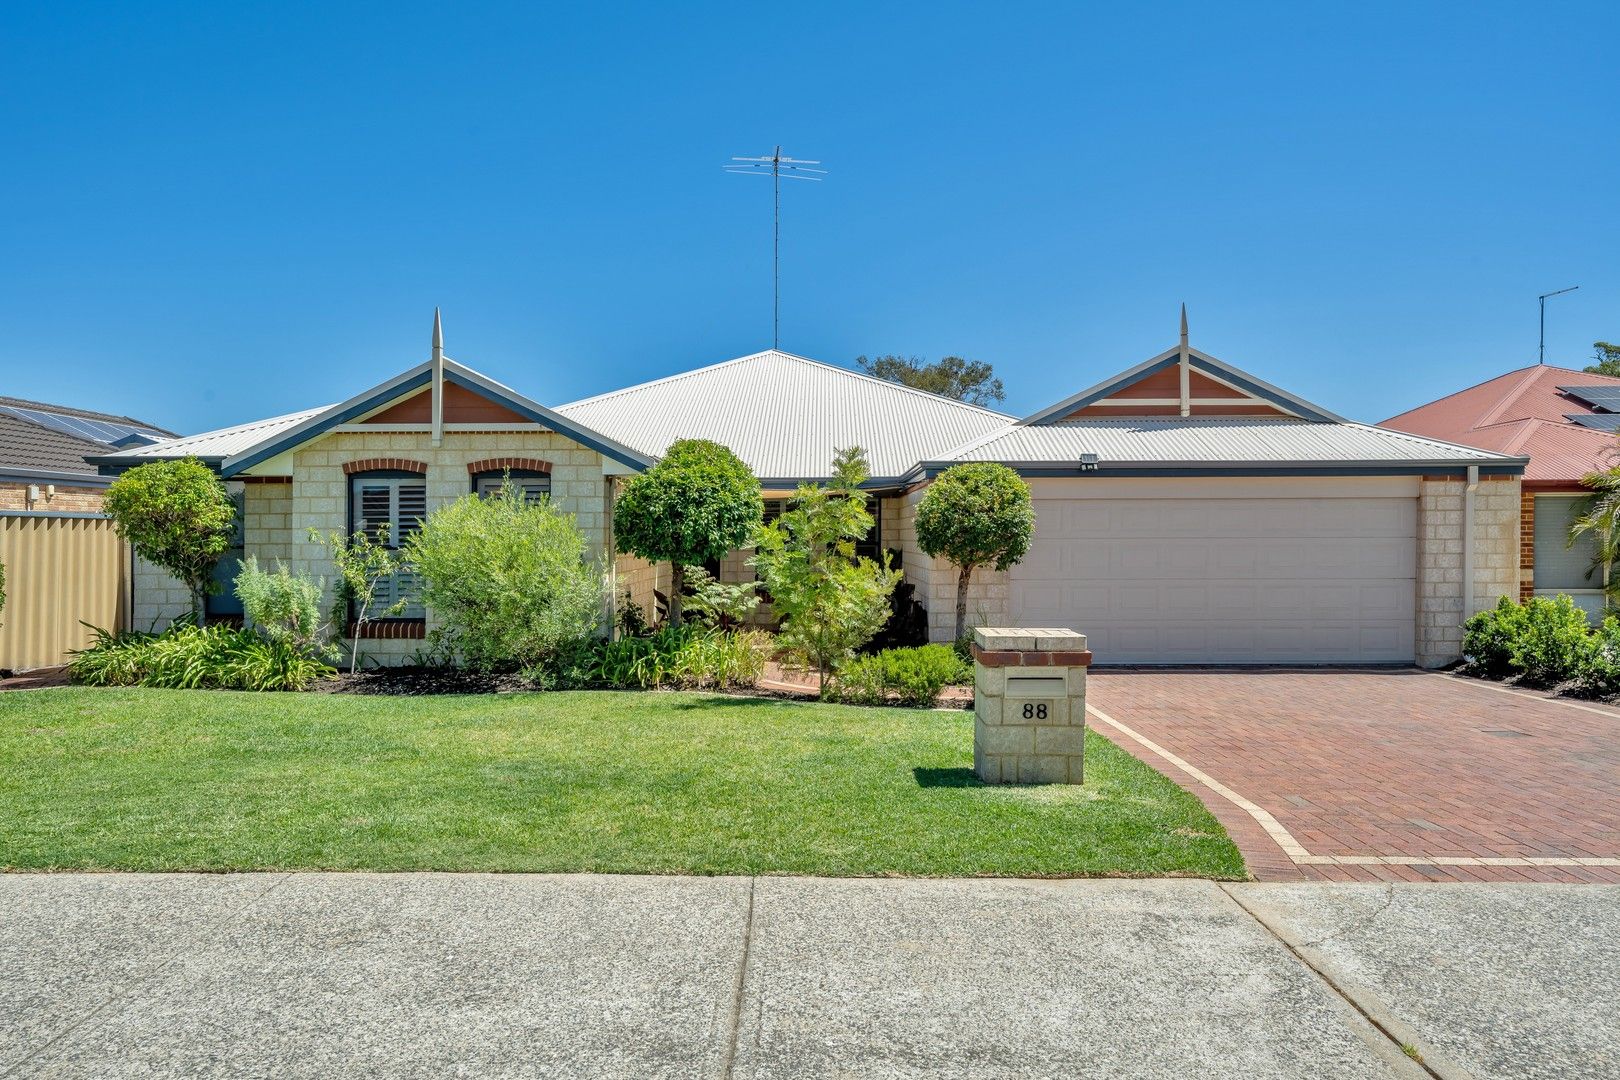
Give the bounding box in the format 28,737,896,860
972,628,1092,785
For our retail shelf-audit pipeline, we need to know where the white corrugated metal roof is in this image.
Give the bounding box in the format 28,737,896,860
96,407,331,462
936,417,1521,467
556,350,1013,481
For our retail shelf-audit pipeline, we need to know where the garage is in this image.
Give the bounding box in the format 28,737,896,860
1007,481,1418,664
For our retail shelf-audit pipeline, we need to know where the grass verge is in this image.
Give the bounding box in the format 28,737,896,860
1,688,1245,878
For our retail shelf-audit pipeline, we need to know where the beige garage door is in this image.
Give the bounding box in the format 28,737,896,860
1008,495,1417,664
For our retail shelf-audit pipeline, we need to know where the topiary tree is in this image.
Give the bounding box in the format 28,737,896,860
103,458,237,624
751,447,901,692
614,439,763,628
914,462,1035,641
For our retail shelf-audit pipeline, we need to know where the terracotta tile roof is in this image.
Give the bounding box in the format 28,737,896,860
1382,365,1620,484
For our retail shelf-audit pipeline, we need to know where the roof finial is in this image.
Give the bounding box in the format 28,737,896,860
1179,303,1188,349
432,307,443,353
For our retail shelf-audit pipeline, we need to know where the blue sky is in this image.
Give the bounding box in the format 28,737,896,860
3,2,1616,434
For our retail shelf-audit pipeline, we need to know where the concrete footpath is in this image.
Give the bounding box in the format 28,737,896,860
1,875,1615,1079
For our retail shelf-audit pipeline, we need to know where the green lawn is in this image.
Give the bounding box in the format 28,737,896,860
0,688,1244,878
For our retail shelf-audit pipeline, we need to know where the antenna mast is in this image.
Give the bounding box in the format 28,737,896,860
1538,285,1579,364
725,146,826,349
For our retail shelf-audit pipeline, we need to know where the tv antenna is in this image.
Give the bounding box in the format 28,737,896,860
724,146,826,349
1539,285,1579,364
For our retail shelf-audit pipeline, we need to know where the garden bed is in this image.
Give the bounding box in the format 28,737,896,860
0,687,1244,879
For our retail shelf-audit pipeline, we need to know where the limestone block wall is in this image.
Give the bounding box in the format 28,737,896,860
243,481,294,568
132,555,191,631
269,430,612,665
1416,475,1521,667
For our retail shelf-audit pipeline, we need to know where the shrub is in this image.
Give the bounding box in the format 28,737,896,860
614,439,763,627
752,448,900,691
915,462,1035,641
310,525,409,674
68,622,334,691
831,643,972,707
585,626,770,689
406,482,604,672
1572,616,1620,696
103,458,237,622
1512,595,1595,686
235,556,332,658
1461,597,1530,679
682,564,760,629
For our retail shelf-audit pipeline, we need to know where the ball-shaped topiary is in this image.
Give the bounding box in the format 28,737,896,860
914,462,1035,641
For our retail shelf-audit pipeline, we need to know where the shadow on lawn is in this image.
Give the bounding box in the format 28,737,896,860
912,767,982,788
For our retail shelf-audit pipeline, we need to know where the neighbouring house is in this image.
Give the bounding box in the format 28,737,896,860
0,397,174,512
90,316,1524,667
1383,365,1620,620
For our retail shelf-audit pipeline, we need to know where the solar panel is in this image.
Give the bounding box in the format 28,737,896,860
0,404,166,446
1559,385,1620,412
1567,412,1620,432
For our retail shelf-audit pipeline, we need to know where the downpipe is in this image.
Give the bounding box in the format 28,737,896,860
1463,465,1479,620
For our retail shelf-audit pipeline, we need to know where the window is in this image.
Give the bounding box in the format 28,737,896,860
351,473,426,618
1533,495,1604,620
473,470,550,504
853,495,882,564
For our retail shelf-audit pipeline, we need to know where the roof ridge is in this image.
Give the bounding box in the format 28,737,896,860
555,351,781,410
1476,366,1557,428
773,350,1016,419
1339,419,1518,459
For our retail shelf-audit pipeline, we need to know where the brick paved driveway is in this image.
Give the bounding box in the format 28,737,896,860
1085,668,1620,884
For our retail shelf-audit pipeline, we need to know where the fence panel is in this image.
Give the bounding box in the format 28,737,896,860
0,513,128,672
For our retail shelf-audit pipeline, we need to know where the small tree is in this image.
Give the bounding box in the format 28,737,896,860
915,462,1035,641
406,481,604,672
614,439,763,628
103,458,237,622
854,354,1005,405
235,556,332,658
1570,465,1620,608
310,525,407,674
752,447,900,692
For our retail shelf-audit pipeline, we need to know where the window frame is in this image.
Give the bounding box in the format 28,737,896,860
470,467,552,504
347,468,428,623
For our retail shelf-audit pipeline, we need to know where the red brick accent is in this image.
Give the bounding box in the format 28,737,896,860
972,647,1093,668
343,458,428,476
346,618,426,640
1520,489,1536,601
466,457,552,476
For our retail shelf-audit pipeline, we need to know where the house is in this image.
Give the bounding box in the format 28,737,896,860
91,314,1525,667
0,397,175,512
1383,365,1620,619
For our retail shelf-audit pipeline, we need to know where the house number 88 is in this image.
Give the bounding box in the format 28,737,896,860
1021,703,1048,720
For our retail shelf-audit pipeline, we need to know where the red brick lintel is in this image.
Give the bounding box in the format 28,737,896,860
972,647,1093,668
343,458,428,475
466,457,552,475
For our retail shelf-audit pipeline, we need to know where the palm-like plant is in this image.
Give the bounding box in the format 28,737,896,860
1568,465,1620,607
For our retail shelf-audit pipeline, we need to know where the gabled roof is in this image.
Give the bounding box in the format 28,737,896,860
1381,365,1620,483
91,359,653,476
924,416,1517,475
1019,344,1346,426
555,349,1013,483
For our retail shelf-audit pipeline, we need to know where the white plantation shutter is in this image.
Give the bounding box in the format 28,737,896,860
350,476,427,618
475,474,550,504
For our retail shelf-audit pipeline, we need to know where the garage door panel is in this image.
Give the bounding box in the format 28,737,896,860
1011,495,1417,664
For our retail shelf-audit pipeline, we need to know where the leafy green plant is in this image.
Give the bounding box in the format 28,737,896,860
234,556,332,659
1572,616,1620,696
831,644,971,707
584,626,770,689
405,481,604,672
682,564,760,629
752,448,900,693
1570,465,1620,608
615,592,651,638
1461,596,1530,679
68,622,334,691
310,524,408,674
1512,594,1595,685
614,439,763,627
915,462,1035,641
103,458,237,622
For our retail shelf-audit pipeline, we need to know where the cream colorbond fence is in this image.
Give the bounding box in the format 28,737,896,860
0,512,129,672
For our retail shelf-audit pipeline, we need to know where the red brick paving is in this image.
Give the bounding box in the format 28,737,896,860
1086,668,1620,884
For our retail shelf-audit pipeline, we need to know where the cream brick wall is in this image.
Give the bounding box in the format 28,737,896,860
0,482,107,513
1416,475,1521,668
132,555,191,631
243,481,294,567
